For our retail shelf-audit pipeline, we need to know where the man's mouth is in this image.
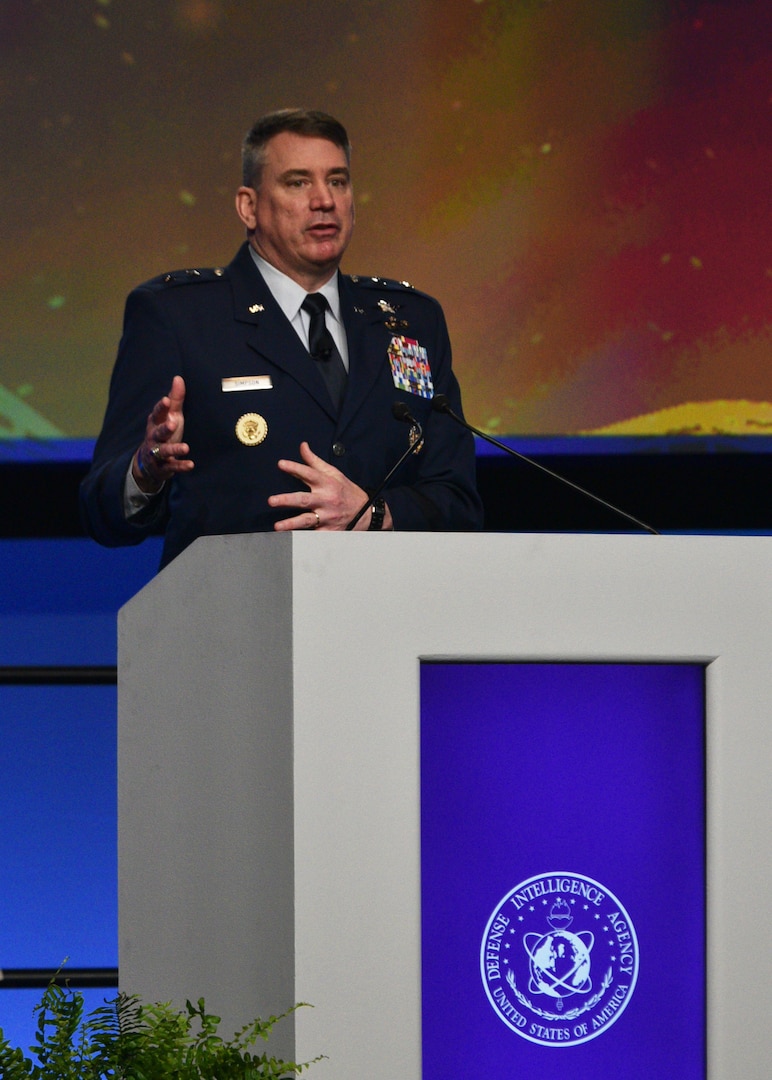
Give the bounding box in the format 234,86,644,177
308,221,339,237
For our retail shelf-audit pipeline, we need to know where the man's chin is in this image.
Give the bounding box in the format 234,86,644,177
303,241,345,271
307,234,343,257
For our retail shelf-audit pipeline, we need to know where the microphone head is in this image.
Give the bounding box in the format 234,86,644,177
431,394,451,413
392,401,414,423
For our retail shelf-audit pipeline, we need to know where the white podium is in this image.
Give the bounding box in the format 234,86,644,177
118,532,772,1079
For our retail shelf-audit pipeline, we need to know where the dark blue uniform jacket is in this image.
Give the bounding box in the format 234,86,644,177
80,243,483,567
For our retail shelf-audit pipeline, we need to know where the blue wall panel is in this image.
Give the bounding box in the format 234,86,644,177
0,538,161,1052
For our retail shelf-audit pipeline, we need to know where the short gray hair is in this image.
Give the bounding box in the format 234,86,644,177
241,108,352,188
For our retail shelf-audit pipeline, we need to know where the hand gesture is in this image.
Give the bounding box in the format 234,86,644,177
268,441,383,531
132,375,194,491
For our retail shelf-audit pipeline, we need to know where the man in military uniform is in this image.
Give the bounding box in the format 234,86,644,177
80,108,483,568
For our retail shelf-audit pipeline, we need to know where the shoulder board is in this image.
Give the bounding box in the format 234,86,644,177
347,274,439,304
144,266,228,289
348,274,416,291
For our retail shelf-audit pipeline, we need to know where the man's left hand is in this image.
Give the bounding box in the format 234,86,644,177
268,441,386,531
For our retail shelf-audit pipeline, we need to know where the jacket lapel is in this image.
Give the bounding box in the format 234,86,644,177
226,247,397,428
227,244,336,418
338,273,392,431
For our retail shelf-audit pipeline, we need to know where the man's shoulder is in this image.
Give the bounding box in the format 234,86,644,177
344,273,439,305
128,245,255,309
136,265,231,293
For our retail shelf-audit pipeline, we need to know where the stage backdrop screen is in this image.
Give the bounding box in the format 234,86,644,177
1,0,770,459
420,661,705,1078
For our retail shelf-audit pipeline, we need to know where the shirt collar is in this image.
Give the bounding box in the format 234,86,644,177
249,248,342,326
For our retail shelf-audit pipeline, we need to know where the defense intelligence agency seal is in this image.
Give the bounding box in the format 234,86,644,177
480,872,639,1046
235,412,268,446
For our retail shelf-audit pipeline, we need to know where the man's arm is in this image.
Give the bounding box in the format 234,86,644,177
80,287,189,547
372,296,482,532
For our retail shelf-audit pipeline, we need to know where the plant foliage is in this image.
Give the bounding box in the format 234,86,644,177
0,981,321,1079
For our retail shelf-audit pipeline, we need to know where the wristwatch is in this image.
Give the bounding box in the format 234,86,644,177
368,497,386,531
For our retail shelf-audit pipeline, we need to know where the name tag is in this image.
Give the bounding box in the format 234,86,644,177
221,375,273,392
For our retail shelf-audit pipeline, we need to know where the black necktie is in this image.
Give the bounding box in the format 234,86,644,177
301,293,347,411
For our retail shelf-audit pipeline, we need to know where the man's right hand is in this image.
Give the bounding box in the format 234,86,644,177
131,375,194,492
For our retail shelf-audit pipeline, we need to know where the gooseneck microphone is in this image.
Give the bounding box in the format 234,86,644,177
392,401,415,424
391,401,424,446
345,402,426,530
431,394,659,535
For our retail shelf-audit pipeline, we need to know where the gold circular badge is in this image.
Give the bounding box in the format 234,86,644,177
235,412,268,446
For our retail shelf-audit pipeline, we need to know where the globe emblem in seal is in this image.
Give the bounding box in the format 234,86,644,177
526,901,593,1002
480,872,639,1047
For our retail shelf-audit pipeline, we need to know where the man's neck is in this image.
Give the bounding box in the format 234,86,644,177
248,240,338,293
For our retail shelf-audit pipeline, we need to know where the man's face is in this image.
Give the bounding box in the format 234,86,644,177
236,131,355,288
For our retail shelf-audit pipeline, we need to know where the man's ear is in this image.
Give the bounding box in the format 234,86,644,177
235,186,258,231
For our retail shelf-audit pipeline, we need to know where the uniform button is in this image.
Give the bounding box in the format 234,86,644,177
332,441,345,457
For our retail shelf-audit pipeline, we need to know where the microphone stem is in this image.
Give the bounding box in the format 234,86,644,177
345,431,425,531
442,405,659,536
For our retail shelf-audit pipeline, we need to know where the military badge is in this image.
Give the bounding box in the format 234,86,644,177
387,335,434,398
235,413,268,446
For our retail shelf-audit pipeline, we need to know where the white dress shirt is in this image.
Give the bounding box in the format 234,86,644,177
250,248,350,371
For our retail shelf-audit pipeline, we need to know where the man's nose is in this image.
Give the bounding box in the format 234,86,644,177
309,182,335,209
